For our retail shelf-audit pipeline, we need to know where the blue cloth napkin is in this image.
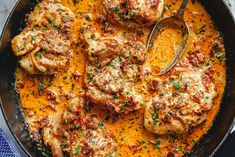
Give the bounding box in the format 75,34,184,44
0,128,21,157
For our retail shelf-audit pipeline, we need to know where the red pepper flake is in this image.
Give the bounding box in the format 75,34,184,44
46,103,56,111
148,79,159,93
73,71,82,81
17,82,25,89
128,142,142,154
163,114,172,123
167,152,175,157
191,93,201,104
44,89,57,100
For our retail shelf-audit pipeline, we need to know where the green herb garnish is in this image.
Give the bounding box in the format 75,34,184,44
196,25,206,34
86,16,92,22
153,140,161,149
98,121,104,128
114,7,120,14
173,82,181,91
75,145,81,155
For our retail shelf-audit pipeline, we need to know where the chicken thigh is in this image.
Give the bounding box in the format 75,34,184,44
11,1,75,74
101,0,164,29
82,28,147,114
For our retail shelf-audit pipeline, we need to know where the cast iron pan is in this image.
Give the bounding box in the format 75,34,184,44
0,0,235,156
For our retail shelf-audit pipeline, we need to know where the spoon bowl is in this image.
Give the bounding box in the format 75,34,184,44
147,0,189,75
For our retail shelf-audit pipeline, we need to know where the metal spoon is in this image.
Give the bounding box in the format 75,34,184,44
147,0,189,75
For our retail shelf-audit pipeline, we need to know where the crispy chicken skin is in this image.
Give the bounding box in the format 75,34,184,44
42,97,117,157
82,28,147,114
144,52,217,135
101,0,164,29
11,1,75,74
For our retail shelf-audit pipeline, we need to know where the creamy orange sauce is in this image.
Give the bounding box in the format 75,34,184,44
15,0,226,156
148,27,182,70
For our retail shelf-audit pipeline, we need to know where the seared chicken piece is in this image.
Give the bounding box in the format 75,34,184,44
67,115,117,157
82,29,147,64
82,28,147,114
14,29,72,74
11,1,75,74
85,57,144,113
26,1,75,33
11,28,44,56
144,52,217,135
42,97,117,157
42,112,64,157
101,0,164,29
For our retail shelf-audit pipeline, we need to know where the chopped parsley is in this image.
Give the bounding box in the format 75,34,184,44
212,44,220,52
196,25,206,35
130,11,136,17
152,106,159,129
153,140,161,149
89,68,95,72
216,53,225,61
219,32,224,38
121,2,128,7
143,145,147,149
38,82,45,91
123,100,128,106
177,145,184,154
113,94,119,99
74,145,81,155
165,4,172,9
31,36,36,42
35,51,41,57
173,82,181,91
41,26,47,31
114,7,120,14
104,115,110,121
48,17,54,27
71,83,75,90
57,8,65,12
44,48,49,54
60,143,67,149
192,138,199,144
75,124,81,129
86,16,92,22
87,75,93,81
81,27,85,33
109,63,115,67
98,121,104,128
90,34,95,39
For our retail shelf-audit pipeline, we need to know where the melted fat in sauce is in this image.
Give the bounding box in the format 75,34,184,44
16,0,226,156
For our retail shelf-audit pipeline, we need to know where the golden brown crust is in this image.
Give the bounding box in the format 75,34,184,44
11,2,75,74
82,28,147,114
101,0,165,29
144,52,217,135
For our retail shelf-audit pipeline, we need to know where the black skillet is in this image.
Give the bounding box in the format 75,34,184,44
0,0,235,156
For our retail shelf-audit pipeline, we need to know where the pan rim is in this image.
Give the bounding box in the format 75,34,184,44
0,0,234,157
0,0,31,156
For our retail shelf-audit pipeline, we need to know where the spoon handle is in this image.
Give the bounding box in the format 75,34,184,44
177,0,189,18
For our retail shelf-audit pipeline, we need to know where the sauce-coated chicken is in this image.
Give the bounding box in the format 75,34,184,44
144,52,217,135
101,0,164,29
11,1,75,74
82,28,147,114
42,97,117,157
